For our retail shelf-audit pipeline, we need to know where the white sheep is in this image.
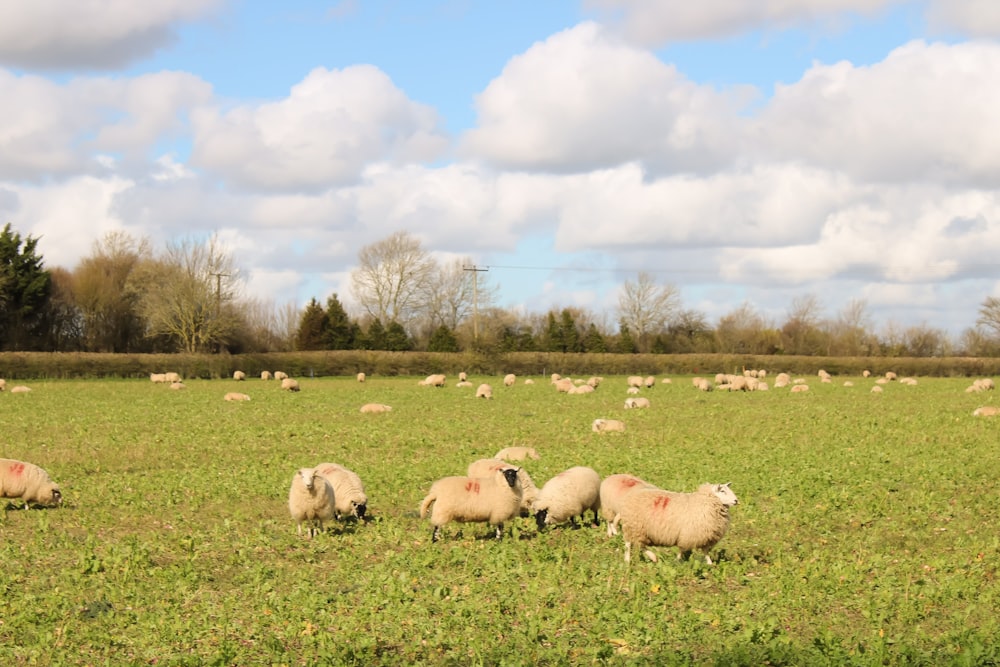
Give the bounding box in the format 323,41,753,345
973,406,1000,417
10,386,31,394
274,371,289,381
790,384,809,393
494,446,540,462
503,373,516,387
467,458,539,515
459,371,468,382
281,378,300,392
418,374,446,387
357,372,366,383
524,378,535,385
169,382,186,390
592,418,626,433
261,371,273,380
150,373,167,383
619,482,739,564
164,372,182,383
288,467,336,538
627,375,643,388
624,397,650,409
233,370,246,381
600,473,657,537
475,383,493,399
359,403,392,414
419,467,523,542
533,466,602,530
315,462,368,520
569,384,595,395
224,392,251,401
554,378,574,393
0,378,6,391
1,458,63,508
644,376,655,388
455,381,473,388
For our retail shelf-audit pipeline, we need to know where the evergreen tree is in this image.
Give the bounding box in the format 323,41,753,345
324,293,356,350
295,298,328,350
428,324,460,352
0,223,52,350
583,323,607,353
617,319,638,353
544,312,563,352
559,309,580,352
365,318,387,350
384,321,412,351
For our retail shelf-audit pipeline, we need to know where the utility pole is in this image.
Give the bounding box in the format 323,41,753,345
463,265,488,341
209,272,228,352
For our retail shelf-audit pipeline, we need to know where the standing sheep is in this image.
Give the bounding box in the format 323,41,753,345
419,374,446,387
503,373,516,387
592,418,626,433
627,376,644,389
261,371,272,380
419,467,523,542
357,372,366,383
533,466,602,530
619,482,739,564
600,473,657,537
315,462,368,520
281,378,300,392
233,370,246,381
494,446,540,462
288,468,336,538
274,371,289,381
467,458,539,515
475,383,493,399
1,458,63,508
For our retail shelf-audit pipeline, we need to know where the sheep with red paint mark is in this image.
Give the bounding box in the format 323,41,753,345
618,482,739,564
419,467,522,542
532,466,602,530
599,473,657,537
315,462,368,520
1,458,62,508
288,467,336,538
467,458,539,515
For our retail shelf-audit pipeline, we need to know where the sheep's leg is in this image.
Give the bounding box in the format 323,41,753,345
624,541,632,563
643,549,658,563
431,526,441,543
494,523,503,540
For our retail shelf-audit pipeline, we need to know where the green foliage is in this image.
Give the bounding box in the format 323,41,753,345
295,298,328,351
427,324,460,352
324,293,358,350
384,321,412,352
0,223,52,351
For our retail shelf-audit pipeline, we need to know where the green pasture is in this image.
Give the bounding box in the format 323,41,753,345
1,373,998,665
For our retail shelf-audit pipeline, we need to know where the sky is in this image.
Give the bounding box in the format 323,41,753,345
2,0,1000,336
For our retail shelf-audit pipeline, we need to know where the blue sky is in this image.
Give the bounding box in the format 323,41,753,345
1,0,999,336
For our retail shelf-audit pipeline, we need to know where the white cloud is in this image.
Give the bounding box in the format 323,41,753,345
190,66,450,192
0,0,225,70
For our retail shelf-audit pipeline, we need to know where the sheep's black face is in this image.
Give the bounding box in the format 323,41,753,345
51,488,62,505
355,503,367,520
501,468,519,488
534,509,548,531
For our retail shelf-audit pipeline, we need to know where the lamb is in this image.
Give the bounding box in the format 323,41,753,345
475,383,493,399
233,370,246,381
495,446,540,462
357,372,366,383
315,462,368,520
281,378,300,392
288,467,336,538
503,373,516,387
624,397,650,409
533,466,602,530
0,458,63,508
467,458,539,515
359,403,392,413
973,406,1000,417
592,418,626,433
224,392,251,401
619,482,739,564
599,473,657,537
419,467,522,542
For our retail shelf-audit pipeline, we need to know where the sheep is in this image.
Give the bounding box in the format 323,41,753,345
274,371,289,381
1,458,63,508
973,406,1000,417
357,372,366,383
626,386,640,395
624,397,650,409
644,376,655,388
233,370,246,381
418,374,446,387
261,371,273,380
10,386,31,394
694,378,713,392
467,458,539,515
288,467,336,538
0,378,5,391
475,383,493,399
494,446,540,462
885,371,898,381
281,378,300,392
550,373,562,383
169,382,186,390
600,473,657,537
568,384,594,395
586,376,602,388
871,385,883,393
661,378,672,384
533,466,602,530
503,373,516,387
592,418,626,433
419,467,522,542
224,392,251,401
455,381,473,388
554,378,574,393
359,403,392,414
164,372,182,383
790,384,809,393
459,371,468,382
627,375,644,389
524,378,535,385
862,369,871,378
315,462,368,520
619,482,739,564
150,373,167,383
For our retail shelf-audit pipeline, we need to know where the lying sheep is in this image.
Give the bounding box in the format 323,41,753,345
503,373,516,387
315,462,368,520
1,458,63,508
169,382,186,390
288,467,336,538
524,378,535,385
592,418,626,433
467,458,539,515
973,406,1000,417
281,378,300,392
357,372,366,383
419,467,522,542
568,384,594,395
10,386,31,394
619,482,739,564
0,378,6,391
233,370,246,381
624,397,650,409
455,381,473,388
790,384,809,393
475,383,493,399
626,386,640,395
359,403,392,414
495,446,540,462
600,473,656,537
224,392,251,402
533,466,602,530
554,378,574,393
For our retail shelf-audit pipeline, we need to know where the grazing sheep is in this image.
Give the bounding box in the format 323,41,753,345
600,473,656,537
619,482,739,564
315,462,368,520
274,371,289,381
973,406,1000,417
554,378,574,393
494,446,540,462
10,386,31,394
644,376,655,388
503,373,516,387
163,372,181,383
627,375,644,388
419,374,446,387
233,370,246,381
459,371,468,382
359,403,392,414
419,467,523,542
169,382,186,390
1,459,63,508
694,378,713,392
773,373,791,388
288,468,336,538
467,458,539,515
592,418,626,433
224,392,251,401
357,372,366,383
871,385,883,393
475,383,493,399
261,371,272,380
885,371,898,381
533,466,602,530
150,373,167,383
624,397,650,409
281,378,300,392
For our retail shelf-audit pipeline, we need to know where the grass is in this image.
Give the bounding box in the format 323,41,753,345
1,373,999,665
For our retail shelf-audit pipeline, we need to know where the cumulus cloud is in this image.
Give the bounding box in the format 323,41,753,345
0,0,225,70
190,65,450,192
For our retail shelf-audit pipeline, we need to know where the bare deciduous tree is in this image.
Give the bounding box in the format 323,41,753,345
423,257,497,331
616,271,680,352
350,231,435,328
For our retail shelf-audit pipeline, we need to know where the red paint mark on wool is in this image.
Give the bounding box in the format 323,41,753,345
8,462,25,476
652,496,670,510
465,481,481,494
620,478,640,488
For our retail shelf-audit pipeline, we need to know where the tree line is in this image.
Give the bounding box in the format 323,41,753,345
3,223,1000,357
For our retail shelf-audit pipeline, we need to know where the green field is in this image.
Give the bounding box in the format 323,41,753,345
1,373,998,666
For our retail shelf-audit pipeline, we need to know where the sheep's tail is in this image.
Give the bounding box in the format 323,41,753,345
419,492,435,519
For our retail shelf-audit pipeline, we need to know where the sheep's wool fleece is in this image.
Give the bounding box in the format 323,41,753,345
0,458,62,506
620,487,730,555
